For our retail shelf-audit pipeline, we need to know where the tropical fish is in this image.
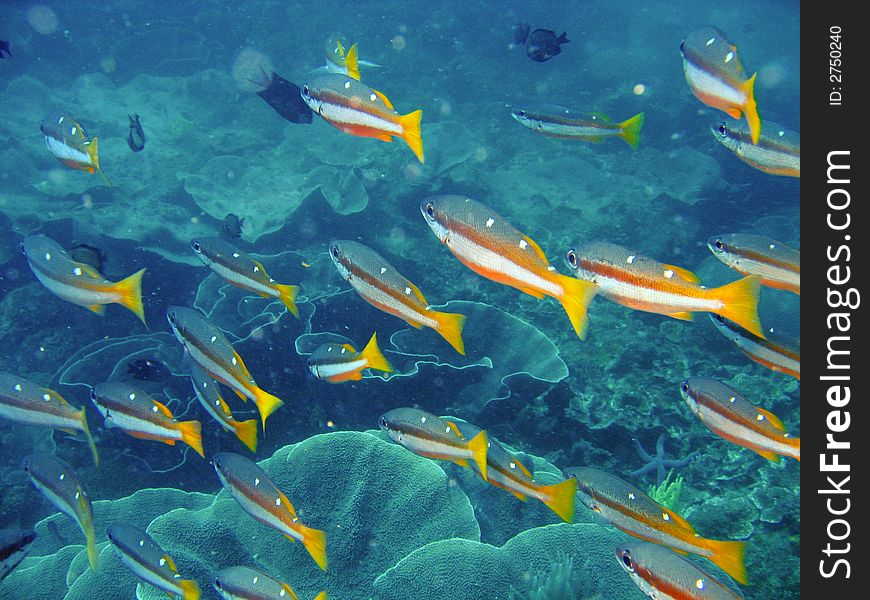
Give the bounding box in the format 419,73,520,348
680,378,799,463
213,565,327,600
90,381,204,458
0,372,99,466
68,243,106,273
250,68,313,124
709,316,800,380
212,452,327,571
616,541,745,599
707,233,800,295
512,23,531,46
451,420,576,523
223,214,245,239
526,29,569,62
166,306,284,429
190,238,300,316
567,467,748,585
511,106,645,149
301,74,424,163
22,454,98,571
680,26,761,144
324,34,361,80
39,110,110,185
190,364,258,453
0,529,35,582
307,332,393,383
421,196,598,340
378,408,489,481
127,114,146,152
107,522,201,600
712,120,799,177
564,242,764,338
20,235,146,325
329,240,466,354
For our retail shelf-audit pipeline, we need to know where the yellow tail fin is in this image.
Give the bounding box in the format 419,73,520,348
300,524,328,571
253,387,284,431
742,73,761,144
233,418,259,453
178,420,204,458
466,430,489,482
313,593,328,600
399,109,424,163
87,137,111,187
78,407,100,467
360,332,393,373
557,274,599,340
432,310,466,355
345,43,361,80
275,283,300,317
113,268,147,326
618,112,645,150
713,275,764,339
179,578,202,600
539,477,578,523
705,538,748,585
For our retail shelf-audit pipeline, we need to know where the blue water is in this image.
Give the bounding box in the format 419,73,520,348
0,1,799,598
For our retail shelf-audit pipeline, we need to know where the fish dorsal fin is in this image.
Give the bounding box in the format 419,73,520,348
444,420,464,439
372,89,394,110
280,583,300,600
523,235,550,264
406,280,427,305
152,400,174,419
755,406,787,431
662,264,701,284
161,554,178,573
340,343,358,354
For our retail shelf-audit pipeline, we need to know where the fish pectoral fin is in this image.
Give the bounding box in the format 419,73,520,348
667,311,695,321
523,235,550,264
406,281,428,304
508,489,529,501
372,89,395,110
755,449,783,463
726,107,743,119
756,406,787,431
453,458,470,467
662,264,701,284
151,400,175,418
403,318,425,330
283,533,298,544
518,286,546,299
513,456,534,479
86,304,106,315
161,554,178,573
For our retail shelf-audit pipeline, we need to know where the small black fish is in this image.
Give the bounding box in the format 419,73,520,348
222,213,244,239
127,114,145,152
512,23,530,45
68,243,106,273
0,40,10,59
0,529,35,582
252,68,313,124
526,29,569,62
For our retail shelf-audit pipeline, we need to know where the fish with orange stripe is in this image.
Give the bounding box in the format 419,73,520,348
616,541,745,599
329,241,467,355
710,316,800,380
90,381,205,457
566,467,748,585
189,364,258,453
680,378,799,463
301,73,424,162
680,26,761,144
307,332,393,383
167,306,284,428
564,242,764,339
708,233,799,295
40,110,110,185
421,195,598,340
212,452,327,571
451,419,576,523
712,120,799,177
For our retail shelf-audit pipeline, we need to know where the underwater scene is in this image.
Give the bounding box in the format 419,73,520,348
0,1,800,599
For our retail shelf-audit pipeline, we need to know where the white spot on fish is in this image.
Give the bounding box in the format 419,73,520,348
404,287,411,295
421,416,427,423
485,218,495,228
211,336,217,343
696,579,706,590
626,255,636,264
628,492,636,500
445,426,451,433
232,252,240,258
344,81,351,89
380,267,387,274
280,589,286,597
58,116,64,124
151,405,158,412
42,393,50,401
71,127,77,136
254,477,260,486
770,244,777,249
663,269,674,279
253,576,259,584
159,558,166,566
510,462,516,470
370,93,377,102
340,347,346,354
253,265,260,273
231,356,237,366
757,414,765,421
548,265,555,271
784,433,791,438
275,497,281,506
725,51,734,63
14,384,21,392
327,347,333,353
173,573,180,579
73,267,82,276
519,240,528,250
45,253,52,261
706,37,715,46
729,396,736,403
75,491,80,499
778,130,785,137
139,539,145,547
129,393,136,400
662,513,670,521
59,473,65,480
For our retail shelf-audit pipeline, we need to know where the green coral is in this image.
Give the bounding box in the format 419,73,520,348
647,471,685,512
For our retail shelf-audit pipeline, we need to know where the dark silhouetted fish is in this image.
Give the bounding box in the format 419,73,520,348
512,23,530,45
526,29,569,62
68,243,106,273
0,529,35,582
252,68,313,124
0,40,10,59
222,213,244,238
127,114,145,152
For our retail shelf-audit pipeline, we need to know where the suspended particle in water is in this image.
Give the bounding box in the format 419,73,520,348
27,5,59,35
391,35,406,51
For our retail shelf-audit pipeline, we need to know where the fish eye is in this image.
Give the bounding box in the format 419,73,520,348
621,551,635,571
167,311,177,324
19,243,26,256
713,239,725,251
330,245,340,259
516,110,527,119
717,123,728,137
191,241,202,253
425,203,435,218
90,388,98,401
214,578,223,590
379,417,388,429
565,249,578,269
302,85,310,99
680,381,690,394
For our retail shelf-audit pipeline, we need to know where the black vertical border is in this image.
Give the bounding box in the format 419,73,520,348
803,3,866,596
